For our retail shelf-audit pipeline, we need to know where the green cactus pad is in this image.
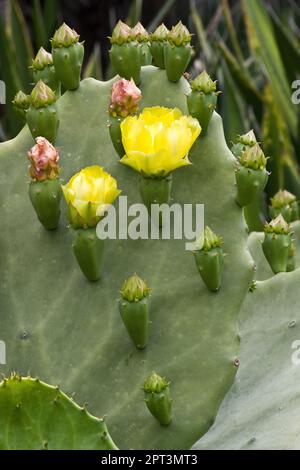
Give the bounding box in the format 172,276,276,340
194,266,300,450
0,374,117,450
0,67,253,449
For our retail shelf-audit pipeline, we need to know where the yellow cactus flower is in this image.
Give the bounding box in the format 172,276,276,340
62,165,121,228
120,106,201,177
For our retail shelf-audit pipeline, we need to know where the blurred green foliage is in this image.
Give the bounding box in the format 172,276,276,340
0,0,299,211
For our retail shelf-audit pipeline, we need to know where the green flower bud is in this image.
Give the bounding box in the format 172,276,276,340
30,80,56,109
237,129,257,147
262,215,292,273
271,189,296,208
195,226,223,251
269,189,299,223
149,24,169,68
131,22,152,65
119,275,151,349
164,23,193,82
150,23,169,41
235,144,269,207
51,23,84,90
26,81,59,144
144,371,169,393
190,71,217,94
110,20,132,45
51,23,79,48
31,48,61,96
131,22,149,42
31,47,53,70
193,227,225,292
239,143,268,170
121,274,150,302
109,22,141,84
144,372,172,426
167,21,192,46
231,129,257,158
12,91,31,117
187,71,219,135
264,214,290,235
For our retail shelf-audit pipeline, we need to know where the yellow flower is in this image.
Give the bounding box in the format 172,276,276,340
120,106,201,177
62,165,121,228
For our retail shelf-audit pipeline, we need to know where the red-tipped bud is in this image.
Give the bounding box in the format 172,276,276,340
28,137,60,181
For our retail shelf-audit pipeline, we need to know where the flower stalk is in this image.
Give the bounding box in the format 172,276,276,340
193,226,225,292
51,23,84,90
119,274,151,349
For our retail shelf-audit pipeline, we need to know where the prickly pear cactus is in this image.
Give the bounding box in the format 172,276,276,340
194,241,300,449
0,374,117,450
0,67,253,449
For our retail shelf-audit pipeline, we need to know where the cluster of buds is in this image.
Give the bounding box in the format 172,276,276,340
12,91,31,119
231,129,257,159
193,226,225,292
109,20,151,85
109,20,193,84
28,137,60,181
187,71,220,135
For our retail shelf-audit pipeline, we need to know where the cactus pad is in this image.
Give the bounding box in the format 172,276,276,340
0,67,253,449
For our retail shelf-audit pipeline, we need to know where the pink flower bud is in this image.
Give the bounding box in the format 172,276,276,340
109,78,141,118
28,137,60,181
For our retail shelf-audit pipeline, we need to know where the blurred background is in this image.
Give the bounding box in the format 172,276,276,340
0,0,300,211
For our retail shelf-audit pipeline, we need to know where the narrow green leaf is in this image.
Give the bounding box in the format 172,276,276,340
32,0,48,48
189,0,212,63
126,0,143,27
221,0,244,64
43,0,59,38
219,61,249,144
84,43,103,80
147,0,176,32
9,0,33,92
242,0,297,137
